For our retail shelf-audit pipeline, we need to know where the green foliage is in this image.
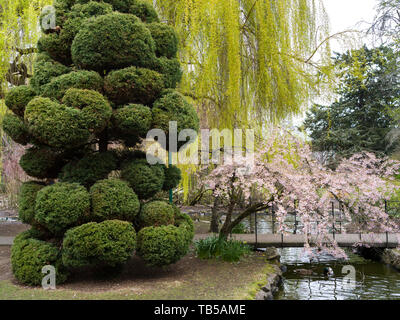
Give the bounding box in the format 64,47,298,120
136,225,190,267
13,228,45,244
69,1,113,19
11,238,67,286
62,88,112,134
19,147,64,179
2,113,31,145
140,200,175,227
75,0,137,13
25,97,90,148
59,151,118,188
231,222,249,234
194,236,252,262
35,183,90,235
41,70,104,101
121,159,165,199
112,104,152,145
152,57,182,89
152,90,199,149
30,54,72,94
37,17,83,65
304,46,400,167
162,165,181,191
128,0,160,23
4,0,197,283
104,66,165,106
147,23,178,59
62,220,136,268
71,12,155,72
5,85,36,117
90,179,140,222
18,181,45,226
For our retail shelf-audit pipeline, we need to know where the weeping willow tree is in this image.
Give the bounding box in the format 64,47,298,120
149,0,333,131
0,0,52,204
0,0,53,94
147,0,334,202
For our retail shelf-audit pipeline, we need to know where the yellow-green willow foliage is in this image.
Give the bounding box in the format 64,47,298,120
149,0,333,131
0,0,52,94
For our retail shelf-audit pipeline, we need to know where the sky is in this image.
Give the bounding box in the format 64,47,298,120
322,0,379,52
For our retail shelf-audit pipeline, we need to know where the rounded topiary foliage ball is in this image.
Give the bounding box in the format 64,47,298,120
137,225,190,267
139,201,175,227
11,238,67,286
90,179,140,222
35,183,90,235
62,220,137,268
18,181,46,226
121,159,165,199
71,12,156,72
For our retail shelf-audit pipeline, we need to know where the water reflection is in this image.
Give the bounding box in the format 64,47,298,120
276,248,400,300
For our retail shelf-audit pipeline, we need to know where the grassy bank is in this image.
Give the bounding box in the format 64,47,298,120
0,252,275,300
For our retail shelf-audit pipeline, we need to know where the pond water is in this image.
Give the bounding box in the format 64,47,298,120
275,248,400,300
198,212,400,300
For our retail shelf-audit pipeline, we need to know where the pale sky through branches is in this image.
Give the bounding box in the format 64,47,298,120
323,0,378,52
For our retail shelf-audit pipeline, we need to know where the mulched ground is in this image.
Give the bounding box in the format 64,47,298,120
0,220,268,299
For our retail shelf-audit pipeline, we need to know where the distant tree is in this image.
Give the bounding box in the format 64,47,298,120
303,45,400,167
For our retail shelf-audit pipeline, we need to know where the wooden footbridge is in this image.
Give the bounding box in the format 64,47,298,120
0,233,399,248
194,233,400,248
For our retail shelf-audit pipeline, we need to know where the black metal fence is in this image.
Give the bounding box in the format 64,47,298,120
251,200,400,237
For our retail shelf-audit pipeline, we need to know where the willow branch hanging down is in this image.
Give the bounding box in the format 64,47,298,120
150,0,334,130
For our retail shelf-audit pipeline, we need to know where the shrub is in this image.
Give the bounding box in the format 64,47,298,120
41,70,103,101
162,165,182,191
128,0,160,23
30,54,72,94
71,13,155,72
62,88,112,134
194,236,252,262
35,183,90,235
18,182,46,225
104,66,164,105
112,104,152,142
137,225,190,267
59,151,118,188
147,23,178,59
231,223,249,234
13,228,45,245
69,1,113,19
140,201,175,227
19,147,64,179
90,179,140,222
62,220,137,268
25,97,90,148
2,113,31,145
75,0,137,13
121,159,165,199
11,238,67,286
37,17,82,65
172,206,194,247
152,57,182,89
152,90,199,149
4,85,36,117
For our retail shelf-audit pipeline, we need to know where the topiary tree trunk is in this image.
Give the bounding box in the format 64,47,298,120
4,0,199,286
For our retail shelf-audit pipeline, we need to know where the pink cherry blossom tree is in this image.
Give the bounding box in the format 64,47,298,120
201,128,400,257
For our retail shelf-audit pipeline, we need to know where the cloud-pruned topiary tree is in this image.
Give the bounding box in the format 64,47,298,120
4,0,198,286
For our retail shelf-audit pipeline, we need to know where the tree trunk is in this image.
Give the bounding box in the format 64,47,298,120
99,130,108,152
209,196,220,233
219,199,235,238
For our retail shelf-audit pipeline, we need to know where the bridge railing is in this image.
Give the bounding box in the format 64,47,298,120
250,200,400,248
